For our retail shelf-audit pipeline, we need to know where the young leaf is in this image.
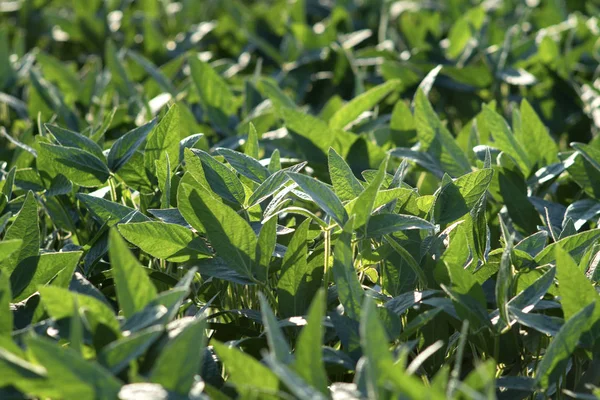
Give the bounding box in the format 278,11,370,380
518,100,558,166
255,217,277,282
216,147,270,183
246,123,259,159
108,229,157,318
98,326,163,374
190,149,246,205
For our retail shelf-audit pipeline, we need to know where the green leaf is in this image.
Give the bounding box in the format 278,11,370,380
38,143,110,187
144,104,181,177
108,229,157,318
328,147,364,201
496,238,513,327
332,218,363,320
535,229,600,265
156,154,171,208
179,183,256,279
278,219,321,318
212,341,279,397
77,193,150,227
0,192,39,274
10,251,81,302
45,124,105,160
433,169,493,225
349,156,388,229
263,353,327,400
150,318,206,395
535,303,596,389
288,172,348,227
365,214,433,237
255,217,277,282
0,239,22,264
191,149,246,205
98,326,163,374
216,147,270,183
259,292,292,364
127,50,177,95
118,221,211,262
278,106,339,153
517,100,558,166
555,245,600,322
105,40,136,98
414,90,470,177
0,272,12,335
329,80,399,130
39,286,119,334
189,57,238,120
246,123,259,159
360,296,392,399
480,105,532,174
571,142,600,173
294,289,328,395
25,335,122,400
108,119,157,172
248,162,306,206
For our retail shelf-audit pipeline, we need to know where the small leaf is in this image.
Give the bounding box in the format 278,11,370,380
216,147,270,183
328,147,364,201
0,192,39,274
38,143,110,187
365,214,433,237
332,218,363,320
144,104,180,176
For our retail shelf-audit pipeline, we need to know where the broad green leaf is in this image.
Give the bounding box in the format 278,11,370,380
518,100,558,166
189,56,238,116
433,169,493,225
535,303,596,389
150,318,206,395
365,214,434,237
480,105,532,174
535,229,600,265
259,293,293,364
508,266,555,312
564,199,600,231
555,246,600,322
212,341,279,397
216,147,270,183
414,90,470,177
156,154,171,208
332,218,363,320
278,219,321,318
11,251,81,302
288,172,348,227
39,286,119,334
144,104,180,176
108,229,157,318
77,193,150,226
127,50,177,95
0,192,38,274
246,123,259,159
0,272,12,335
0,239,22,264
248,162,306,206
294,289,328,395
278,106,339,154
329,80,399,130
263,353,327,400
26,335,122,400
328,147,364,201
108,119,157,172
98,326,163,374
38,142,110,187
45,124,105,160
571,142,600,173
118,221,211,262
496,239,513,327
446,7,485,59
350,156,388,229
105,40,136,97
179,183,256,279
360,296,392,399
255,217,277,282
191,149,246,205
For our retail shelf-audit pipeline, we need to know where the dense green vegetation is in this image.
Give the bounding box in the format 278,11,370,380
1,0,600,399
